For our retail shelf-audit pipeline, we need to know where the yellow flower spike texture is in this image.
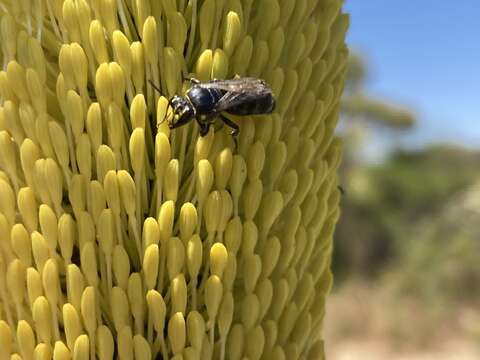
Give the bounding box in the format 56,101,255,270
0,1,348,359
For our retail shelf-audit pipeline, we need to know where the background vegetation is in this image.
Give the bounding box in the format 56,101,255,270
325,52,480,358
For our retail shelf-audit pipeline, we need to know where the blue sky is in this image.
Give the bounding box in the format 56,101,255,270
344,1,480,147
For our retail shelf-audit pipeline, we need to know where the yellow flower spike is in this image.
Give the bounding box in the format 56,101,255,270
164,159,179,202
241,220,257,257
179,202,197,242
35,114,56,159
167,237,185,281
69,43,88,93
186,234,202,308
130,127,145,176
26,267,43,307
0,71,16,103
53,341,71,360
89,20,109,65
278,303,299,345
264,141,286,187
143,244,159,290
243,254,261,293
256,191,284,240
226,324,244,360
66,90,85,144
142,217,160,249
194,49,213,83
62,0,81,43
17,320,35,360
183,346,199,360
260,236,280,279
145,289,168,358
99,0,119,36
204,190,222,237
30,231,48,273
6,258,25,314
32,296,53,344
18,102,38,143
73,334,90,360
164,47,181,98
268,278,289,321
35,344,53,360
80,242,99,287
0,320,12,359
66,264,86,313
89,180,107,224
154,132,171,208
210,242,228,279
69,174,86,219
42,259,61,338
224,217,242,256
44,158,64,214
128,273,146,334
167,12,187,57
262,319,278,353
117,169,141,254
241,293,261,332
168,312,186,355
3,101,25,145
85,102,102,153
278,169,298,207
77,212,95,250
199,0,215,47
112,30,132,77
6,60,29,102
214,148,233,191
96,326,114,360
0,131,19,189
246,142,265,181
223,11,242,57
142,16,159,65
1,13,17,61
217,291,234,354
58,45,75,90
185,311,205,351
31,159,52,205
76,134,92,182
231,36,253,76
241,179,262,220
110,286,132,333
133,334,152,359
130,41,145,94
130,94,146,130
171,274,188,315
48,122,72,180
96,145,116,182
205,274,223,331
211,48,229,80
245,325,265,360
94,63,112,109
108,62,126,107
228,155,246,216
113,245,131,290
80,286,97,359
57,214,75,265
256,278,273,321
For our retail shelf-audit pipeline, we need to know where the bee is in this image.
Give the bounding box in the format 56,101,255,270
150,77,276,141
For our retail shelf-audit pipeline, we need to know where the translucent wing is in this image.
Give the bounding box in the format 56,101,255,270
200,78,273,112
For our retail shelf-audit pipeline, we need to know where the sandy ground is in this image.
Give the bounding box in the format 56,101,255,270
323,283,480,360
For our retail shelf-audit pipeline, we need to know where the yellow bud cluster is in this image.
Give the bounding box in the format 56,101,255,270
0,0,347,359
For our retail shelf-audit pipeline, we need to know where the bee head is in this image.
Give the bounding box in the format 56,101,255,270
166,95,195,129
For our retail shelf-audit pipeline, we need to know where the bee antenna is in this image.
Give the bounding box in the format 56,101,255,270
148,79,162,94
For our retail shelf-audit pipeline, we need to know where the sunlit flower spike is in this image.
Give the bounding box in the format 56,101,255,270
0,0,348,359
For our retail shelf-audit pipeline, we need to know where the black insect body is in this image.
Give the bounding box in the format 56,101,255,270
157,77,276,139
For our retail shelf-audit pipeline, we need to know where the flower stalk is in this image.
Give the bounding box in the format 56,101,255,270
0,0,348,359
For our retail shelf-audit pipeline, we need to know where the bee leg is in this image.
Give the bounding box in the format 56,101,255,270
220,115,240,150
148,79,162,93
197,120,210,136
183,76,200,84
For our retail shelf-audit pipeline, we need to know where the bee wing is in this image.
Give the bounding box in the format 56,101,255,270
202,78,273,112
201,77,269,91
